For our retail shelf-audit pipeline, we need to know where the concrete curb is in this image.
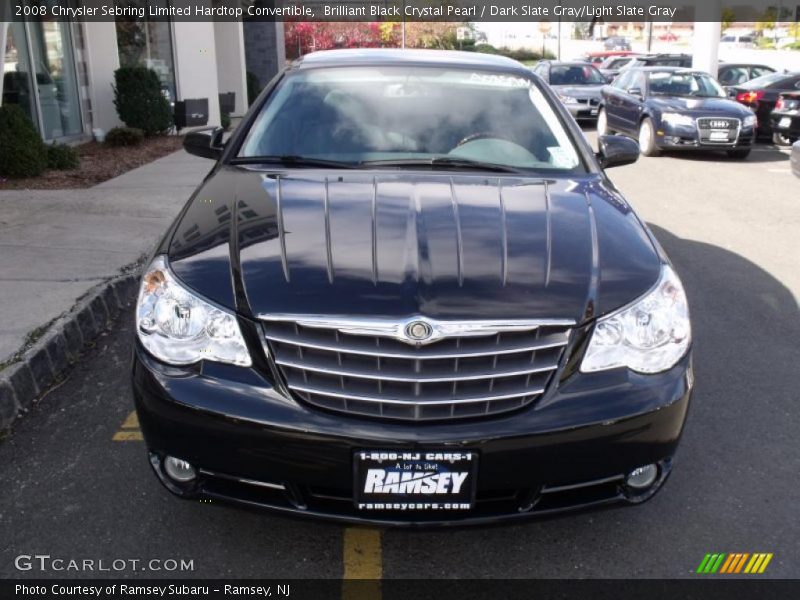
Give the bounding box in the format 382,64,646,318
0,270,142,437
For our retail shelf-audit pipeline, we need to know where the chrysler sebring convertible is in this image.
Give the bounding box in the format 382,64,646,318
598,67,756,158
132,49,693,526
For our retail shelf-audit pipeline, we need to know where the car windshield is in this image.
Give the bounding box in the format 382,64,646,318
239,66,584,173
549,64,606,85
648,72,726,98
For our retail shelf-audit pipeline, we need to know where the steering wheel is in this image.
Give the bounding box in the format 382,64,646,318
454,132,517,149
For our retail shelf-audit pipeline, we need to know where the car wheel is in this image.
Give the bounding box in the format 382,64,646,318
597,108,613,135
727,148,751,159
772,132,792,146
638,118,660,156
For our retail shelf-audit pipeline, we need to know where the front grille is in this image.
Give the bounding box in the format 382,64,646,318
262,319,572,422
696,117,741,145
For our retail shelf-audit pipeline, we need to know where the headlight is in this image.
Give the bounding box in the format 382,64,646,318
581,265,690,374
559,95,579,104
136,256,252,367
743,114,757,127
661,112,695,127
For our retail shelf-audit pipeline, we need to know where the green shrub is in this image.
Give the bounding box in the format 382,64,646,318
0,104,47,178
113,67,172,136
246,71,261,106
105,126,145,147
46,143,80,170
221,112,232,131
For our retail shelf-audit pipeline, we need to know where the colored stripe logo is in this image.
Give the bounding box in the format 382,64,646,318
697,553,773,574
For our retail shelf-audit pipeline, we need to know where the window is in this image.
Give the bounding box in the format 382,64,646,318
115,1,177,104
612,71,635,90
648,72,725,98
548,65,606,86
719,67,749,86
2,21,82,140
240,66,584,173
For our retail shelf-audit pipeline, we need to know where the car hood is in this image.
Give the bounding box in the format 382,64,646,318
168,167,662,324
649,95,751,116
551,84,604,98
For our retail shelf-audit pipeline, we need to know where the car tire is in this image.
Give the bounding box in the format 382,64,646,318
772,132,792,146
727,148,751,160
597,108,613,135
638,118,660,157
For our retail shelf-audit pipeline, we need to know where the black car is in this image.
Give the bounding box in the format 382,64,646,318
717,63,775,87
729,71,800,138
532,60,606,120
769,91,800,145
599,67,756,158
132,49,693,526
597,55,644,82
630,54,693,69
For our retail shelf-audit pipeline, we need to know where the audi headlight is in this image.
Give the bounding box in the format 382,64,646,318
661,112,695,127
581,265,690,374
743,114,757,127
136,256,251,367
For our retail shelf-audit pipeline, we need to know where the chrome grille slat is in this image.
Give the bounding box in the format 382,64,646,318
275,356,559,383
289,382,547,406
262,318,572,422
263,331,569,360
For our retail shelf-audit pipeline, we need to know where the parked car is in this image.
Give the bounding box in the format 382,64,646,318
657,32,679,42
598,55,644,82
769,91,800,145
604,36,632,51
532,60,607,120
134,49,693,525
791,140,800,178
598,67,756,158
728,71,800,138
580,50,637,65
629,54,693,69
717,63,775,87
720,34,756,49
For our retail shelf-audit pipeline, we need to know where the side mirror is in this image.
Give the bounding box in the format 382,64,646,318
627,87,643,99
184,127,224,160
597,134,640,169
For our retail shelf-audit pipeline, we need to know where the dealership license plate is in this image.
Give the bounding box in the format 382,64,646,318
590,108,598,116
779,117,792,128
709,130,730,141
354,450,477,511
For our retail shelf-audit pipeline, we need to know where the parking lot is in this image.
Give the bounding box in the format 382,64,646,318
1,135,798,582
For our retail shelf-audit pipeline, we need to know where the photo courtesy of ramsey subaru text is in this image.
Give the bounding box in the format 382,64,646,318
131,49,693,526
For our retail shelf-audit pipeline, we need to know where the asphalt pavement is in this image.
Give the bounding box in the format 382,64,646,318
1,137,798,582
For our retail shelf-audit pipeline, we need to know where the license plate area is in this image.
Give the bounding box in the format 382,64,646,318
779,117,792,128
354,450,477,511
709,130,730,141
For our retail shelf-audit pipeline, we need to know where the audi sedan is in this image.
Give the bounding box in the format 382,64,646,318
132,49,693,526
599,67,756,158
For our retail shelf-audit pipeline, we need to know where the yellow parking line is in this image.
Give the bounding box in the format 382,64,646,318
112,411,143,441
120,411,139,429
112,430,144,441
342,527,382,600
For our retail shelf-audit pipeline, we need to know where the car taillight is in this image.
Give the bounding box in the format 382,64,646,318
775,98,785,110
736,90,764,105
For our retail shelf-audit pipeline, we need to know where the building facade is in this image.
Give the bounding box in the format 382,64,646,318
2,8,284,143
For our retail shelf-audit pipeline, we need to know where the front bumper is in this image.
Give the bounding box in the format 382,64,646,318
132,344,693,526
564,103,600,120
655,122,755,151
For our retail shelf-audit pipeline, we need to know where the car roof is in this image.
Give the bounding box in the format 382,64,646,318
628,67,708,75
294,49,523,71
719,63,774,69
542,61,599,67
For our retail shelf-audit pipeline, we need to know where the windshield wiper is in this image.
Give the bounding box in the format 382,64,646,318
231,155,357,169
360,157,522,173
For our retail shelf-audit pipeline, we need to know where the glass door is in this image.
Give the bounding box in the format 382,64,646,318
2,22,39,129
27,21,83,140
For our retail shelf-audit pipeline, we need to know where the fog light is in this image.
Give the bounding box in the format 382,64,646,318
164,456,197,483
626,464,658,490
